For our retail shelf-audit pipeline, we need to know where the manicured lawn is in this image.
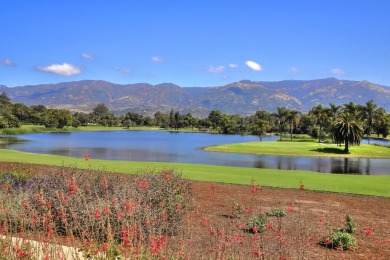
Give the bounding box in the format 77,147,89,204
0,149,389,197
205,141,390,158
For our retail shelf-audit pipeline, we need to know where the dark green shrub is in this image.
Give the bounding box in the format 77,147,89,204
345,214,356,233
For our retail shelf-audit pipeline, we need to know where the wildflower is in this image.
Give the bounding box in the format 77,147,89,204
67,179,78,195
251,178,261,194
101,176,108,189
266,222,272,230
102,243,109,252
287,205,294,213
150,235,167,255
83,152,91,161
102,207,111,215
95,209,101,220
299,181,305,190
163,170,171,180
365,228,373,235
136,179,148,190
319,217,324,223
211,184,216,196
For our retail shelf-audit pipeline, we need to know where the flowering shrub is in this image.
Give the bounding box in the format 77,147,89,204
0,166,193,258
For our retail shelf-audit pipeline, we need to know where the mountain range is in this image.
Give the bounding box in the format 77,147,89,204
1,78,389,117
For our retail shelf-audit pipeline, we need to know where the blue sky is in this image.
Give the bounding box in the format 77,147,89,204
1,1,389,87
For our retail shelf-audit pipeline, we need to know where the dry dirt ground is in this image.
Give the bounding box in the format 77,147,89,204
1,162,389,259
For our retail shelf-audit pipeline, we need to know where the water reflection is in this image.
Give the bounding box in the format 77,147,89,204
1,131,389,175
330,158,362,175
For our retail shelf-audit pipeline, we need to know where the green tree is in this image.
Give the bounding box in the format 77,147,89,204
0,92,10,103
329,103,341,121
358,100,380,144
208,110,223,130
91,103,109,124
286,109,299,141
45,109,73,128
310,104,331,143
331,111,363,153
272,107,288,140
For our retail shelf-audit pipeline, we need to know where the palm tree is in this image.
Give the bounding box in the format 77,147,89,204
329,103,341,121
358,100,379,144
310,104,330,143
286,110,299,141
331,111,363,153
273,107,288,141
343,101,358,114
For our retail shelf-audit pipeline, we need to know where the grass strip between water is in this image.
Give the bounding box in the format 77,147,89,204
0,149,389,198
205,141,390,158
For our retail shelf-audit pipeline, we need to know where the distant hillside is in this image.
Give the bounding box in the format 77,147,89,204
2,78,390,117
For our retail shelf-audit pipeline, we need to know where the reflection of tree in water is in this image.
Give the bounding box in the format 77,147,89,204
253,160,266,168
331,158,362,175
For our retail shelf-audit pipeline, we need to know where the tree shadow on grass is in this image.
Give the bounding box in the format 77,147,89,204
311,147,347,155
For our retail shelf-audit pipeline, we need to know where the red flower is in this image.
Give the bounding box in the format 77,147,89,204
163,170,172,180
95,209,101,220
251,178,261,194
83,152,91,161
365,228,373,235
299,181,305,190
101,176,108,189
136,179,148,190
102,243,109,252
211,184,216,196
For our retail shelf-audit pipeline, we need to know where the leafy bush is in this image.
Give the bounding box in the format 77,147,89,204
247,214,269,233
345,214,356,233
325,229,357,251
266,208,287,217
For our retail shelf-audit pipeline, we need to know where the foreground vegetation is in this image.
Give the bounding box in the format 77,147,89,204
0,163,389,259
0,149,389,197
205,142,390,158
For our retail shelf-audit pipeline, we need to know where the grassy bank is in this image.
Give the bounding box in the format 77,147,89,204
0,125,168,135
0,149,389,197
0,125,211,135
205,141,390,158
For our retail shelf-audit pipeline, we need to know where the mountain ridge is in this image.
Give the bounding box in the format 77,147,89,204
2,78,389,117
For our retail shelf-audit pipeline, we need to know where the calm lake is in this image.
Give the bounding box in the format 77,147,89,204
1,131,389,175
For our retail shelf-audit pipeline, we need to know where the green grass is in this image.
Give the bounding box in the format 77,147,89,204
205,141,390,158
0,149,389,197
0,125,211,135
0,125,165,135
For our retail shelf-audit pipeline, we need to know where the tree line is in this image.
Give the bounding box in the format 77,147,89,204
1,91,389,149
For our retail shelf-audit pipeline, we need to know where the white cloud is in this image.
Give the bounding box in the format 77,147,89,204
151,56,163,62
113,66,130,74
1,59,15,66
330,68,346,75
245,60,262,71
38,63,81,76
207,65,226,74
229,63,238,68
289,67,299,73
82,53,94,59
